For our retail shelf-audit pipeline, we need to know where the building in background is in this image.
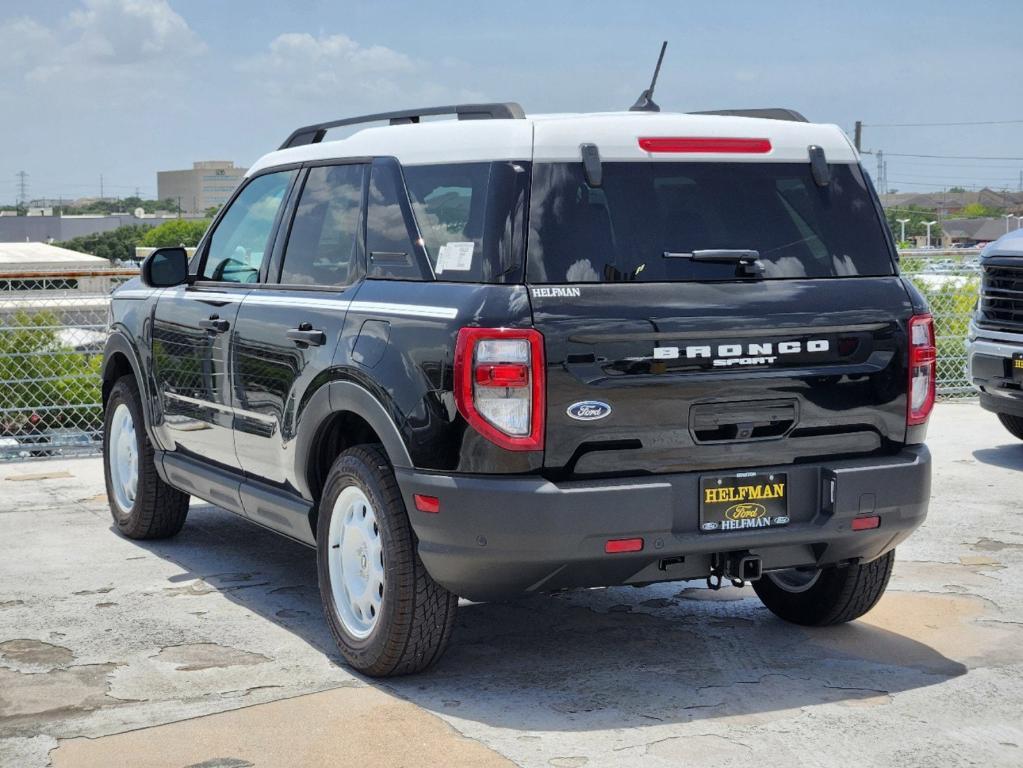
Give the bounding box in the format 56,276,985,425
0,212,183,243
157,161,247,214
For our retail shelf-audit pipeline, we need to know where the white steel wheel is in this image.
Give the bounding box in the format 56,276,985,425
767,567,821,593
327,485,385,640
108,402,138,514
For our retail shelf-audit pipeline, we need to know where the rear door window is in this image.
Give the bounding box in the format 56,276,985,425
280,164,366,286
366,159,430,280
525,162,894,283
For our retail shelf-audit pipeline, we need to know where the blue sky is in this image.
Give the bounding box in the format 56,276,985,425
2,0,1022,204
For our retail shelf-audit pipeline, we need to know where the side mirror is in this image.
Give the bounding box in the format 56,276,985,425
141,247,190,288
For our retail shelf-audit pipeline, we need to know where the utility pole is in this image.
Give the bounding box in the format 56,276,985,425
876,150,884,195
854,120,862,152
15,171,28,213
100,174,104,200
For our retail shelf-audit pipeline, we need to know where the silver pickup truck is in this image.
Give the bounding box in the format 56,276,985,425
969,228,1023,438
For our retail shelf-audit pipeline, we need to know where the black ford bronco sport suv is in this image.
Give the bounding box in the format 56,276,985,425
102,102,934,676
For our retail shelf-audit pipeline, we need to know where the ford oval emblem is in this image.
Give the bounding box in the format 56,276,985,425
567,401,612,421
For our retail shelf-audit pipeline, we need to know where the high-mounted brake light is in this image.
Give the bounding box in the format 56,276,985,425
454,328,545,451
907,314,936,426
638,137,772,154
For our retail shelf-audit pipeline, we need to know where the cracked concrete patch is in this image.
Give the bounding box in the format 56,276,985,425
677,586,751,602
3,470,73,482
183,759,254,768
50,685,513,768
807,591,1021,672
0,663,127,734
153,644,271,672
162,580,219,597
970,537,1023,553
0,639,75,670
645,733,752,764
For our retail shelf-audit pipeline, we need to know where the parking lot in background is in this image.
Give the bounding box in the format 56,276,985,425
1,401,1021,768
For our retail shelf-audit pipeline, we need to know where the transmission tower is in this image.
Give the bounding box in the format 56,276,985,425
16,171,28,211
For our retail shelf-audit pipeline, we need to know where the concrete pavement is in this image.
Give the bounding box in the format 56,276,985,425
1,401,1021,767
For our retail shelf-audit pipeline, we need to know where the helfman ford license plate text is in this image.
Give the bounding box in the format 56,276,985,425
699,472,789,533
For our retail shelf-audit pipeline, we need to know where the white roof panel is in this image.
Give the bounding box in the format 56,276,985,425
248,111,858,174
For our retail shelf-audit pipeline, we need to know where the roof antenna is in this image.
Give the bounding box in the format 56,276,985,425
629,41,668,112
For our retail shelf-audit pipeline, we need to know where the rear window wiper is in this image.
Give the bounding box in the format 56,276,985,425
662,249,764,277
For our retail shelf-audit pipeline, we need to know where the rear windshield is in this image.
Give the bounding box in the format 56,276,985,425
525,162,894,283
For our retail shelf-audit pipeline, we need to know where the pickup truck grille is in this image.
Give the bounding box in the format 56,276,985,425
980,264,1023,332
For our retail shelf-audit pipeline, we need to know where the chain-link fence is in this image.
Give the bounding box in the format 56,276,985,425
900,249,982,399
1,269,134,460
0,256,983,461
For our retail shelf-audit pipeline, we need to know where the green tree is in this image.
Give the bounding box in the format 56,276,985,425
140,219,211,248
0,311,102,436
960,202,1004,218
57,225,149,262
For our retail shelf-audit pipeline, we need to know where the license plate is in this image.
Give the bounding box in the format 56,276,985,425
700,471,789,533
1013,353,1023,381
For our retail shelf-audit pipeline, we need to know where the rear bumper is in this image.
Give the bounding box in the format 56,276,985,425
968,324,1023,416
396,446,931,601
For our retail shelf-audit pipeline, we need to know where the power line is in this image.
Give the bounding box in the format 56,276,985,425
885,152,1023,161
863,118,1023,128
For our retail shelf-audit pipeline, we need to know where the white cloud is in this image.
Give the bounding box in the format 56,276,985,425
240,32,415,101
68,0,205,64
0,0,204,83
239,32,482,111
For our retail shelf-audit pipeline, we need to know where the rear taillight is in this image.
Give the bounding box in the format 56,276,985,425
454,328,545,451
907,314,936,426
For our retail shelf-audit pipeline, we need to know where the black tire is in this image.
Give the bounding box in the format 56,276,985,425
103,376,189,539
997,413,1023,440
753,550,895,626
316,444,457,677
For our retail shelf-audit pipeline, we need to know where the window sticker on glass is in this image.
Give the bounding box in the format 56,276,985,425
435,241,474,274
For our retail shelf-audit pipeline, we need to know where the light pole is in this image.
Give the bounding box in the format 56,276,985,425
896,218,911,243
923,220,938,249
1005,213,1015,233
1015,215,1023,230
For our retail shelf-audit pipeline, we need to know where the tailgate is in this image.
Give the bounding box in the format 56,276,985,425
532,278,914,477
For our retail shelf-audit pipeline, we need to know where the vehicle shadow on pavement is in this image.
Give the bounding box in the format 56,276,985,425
973,444,1023,471
132,504,968,732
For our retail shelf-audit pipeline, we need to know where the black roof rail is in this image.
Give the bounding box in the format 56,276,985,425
279,102,526,150
689,108,809,123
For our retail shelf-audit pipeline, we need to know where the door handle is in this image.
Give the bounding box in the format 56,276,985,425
199,315,230,333
287,324,326,347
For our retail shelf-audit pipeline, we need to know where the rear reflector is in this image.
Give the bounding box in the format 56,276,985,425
851,515,880,531
605,538,644,554
638,137,772,154
413,494,440,514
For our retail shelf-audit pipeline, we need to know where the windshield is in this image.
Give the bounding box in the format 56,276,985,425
525,161,895,283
